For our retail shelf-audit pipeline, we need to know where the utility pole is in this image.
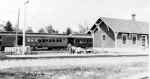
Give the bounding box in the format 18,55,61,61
15,8,20,47
22,0,29,54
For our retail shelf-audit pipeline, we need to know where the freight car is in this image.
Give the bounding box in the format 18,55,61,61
0,32,93,51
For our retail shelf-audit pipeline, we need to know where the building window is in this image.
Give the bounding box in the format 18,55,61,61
122,35,126,44
133,36,136,44
102,35,106,40
142,36,145,46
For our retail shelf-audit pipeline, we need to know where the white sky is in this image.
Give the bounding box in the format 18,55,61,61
0,0,149,32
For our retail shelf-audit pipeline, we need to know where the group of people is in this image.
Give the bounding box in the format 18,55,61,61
67,43,93,54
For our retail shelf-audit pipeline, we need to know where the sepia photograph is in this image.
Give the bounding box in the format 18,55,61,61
0,0,149,79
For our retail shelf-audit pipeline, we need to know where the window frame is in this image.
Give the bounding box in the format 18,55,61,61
102,34,106,40
141,35,146,46
122,34,127,44
132,34,137,44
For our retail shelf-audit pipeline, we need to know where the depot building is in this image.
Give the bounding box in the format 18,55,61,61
88,14,149,48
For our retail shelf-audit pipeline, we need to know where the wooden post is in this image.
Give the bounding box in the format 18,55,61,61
115,32,118,48
92,31,94,49
15,8,20,47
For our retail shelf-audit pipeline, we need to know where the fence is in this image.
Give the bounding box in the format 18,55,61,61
4,46,31,55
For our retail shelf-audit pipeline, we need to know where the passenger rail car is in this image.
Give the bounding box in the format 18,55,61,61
0,32,93,51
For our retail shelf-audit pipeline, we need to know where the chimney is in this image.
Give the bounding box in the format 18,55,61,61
132,14,136,21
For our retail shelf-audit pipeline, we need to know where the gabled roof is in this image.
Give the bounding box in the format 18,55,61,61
92,17,149,34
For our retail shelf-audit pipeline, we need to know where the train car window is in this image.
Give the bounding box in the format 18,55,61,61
27,38,30,42
52,39,55,42
86,39,88,42
89,39,92,42
34,38,38,42
63,38,66,41
84,39,86,42
56,39,59,42
60,39,62,42
80,39,82,43
42,39,45,42
0,41,2,45
45,39,48,42
49,39,51,42
0,36,2,39
38,39,41,43
83,39,85,42
56,38,62,42
78,39,80,43
76,39,78,43
30,38,34,42
87,39,89,42
85,39,87,42
90,39,92,42
80,39,82,42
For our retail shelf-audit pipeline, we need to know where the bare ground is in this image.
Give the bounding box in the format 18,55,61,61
0,56,148,79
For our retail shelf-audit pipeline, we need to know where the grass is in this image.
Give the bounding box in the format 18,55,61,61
0,61,148,79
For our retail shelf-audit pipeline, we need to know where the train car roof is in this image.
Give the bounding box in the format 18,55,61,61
0,32,92,38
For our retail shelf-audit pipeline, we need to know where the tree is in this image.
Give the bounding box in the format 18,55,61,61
4,21,14,32
26,26,34,33
54,30,59,34
78,24,89,34
66,27,72,35
78,20,91,34
45,24,58,34
13,27,22,33
38,28,46,33
13,24,22,33
0,24,5,32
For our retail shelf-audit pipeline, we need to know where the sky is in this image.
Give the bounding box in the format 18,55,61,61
0,0,149,32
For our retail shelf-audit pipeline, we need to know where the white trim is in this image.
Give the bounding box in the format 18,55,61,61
92,31,94,49
114,32,118,48
96,21,102,30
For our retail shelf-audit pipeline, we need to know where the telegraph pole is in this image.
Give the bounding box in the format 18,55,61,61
15,8,20,47
23,0,29,54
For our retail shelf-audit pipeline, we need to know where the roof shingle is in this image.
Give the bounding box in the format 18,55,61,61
100,17,149,34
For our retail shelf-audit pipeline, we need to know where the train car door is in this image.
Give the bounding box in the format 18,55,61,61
67,38,74,46
18,36,23,45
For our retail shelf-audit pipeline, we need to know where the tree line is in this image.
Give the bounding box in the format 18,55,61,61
2,21,90,35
